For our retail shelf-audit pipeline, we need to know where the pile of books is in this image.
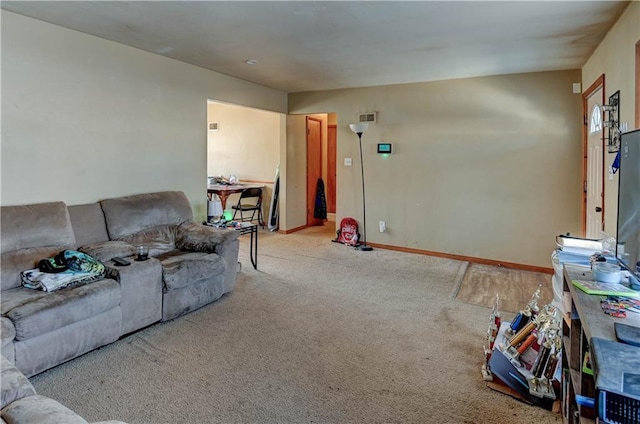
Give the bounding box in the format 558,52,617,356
555,234,605,265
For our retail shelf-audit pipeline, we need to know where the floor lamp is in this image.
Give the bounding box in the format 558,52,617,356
349,123,373,251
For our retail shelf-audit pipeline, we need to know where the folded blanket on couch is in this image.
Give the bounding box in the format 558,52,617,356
21,268,102,292
21,250,106,292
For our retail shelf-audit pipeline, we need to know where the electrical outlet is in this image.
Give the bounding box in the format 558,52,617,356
344,158,352,166
379,221,386,232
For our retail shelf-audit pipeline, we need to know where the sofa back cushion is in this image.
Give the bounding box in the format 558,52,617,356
1,247,69,291
1,202,75,254
68,203,110,247
100,191,193,240
1,202,76,291
116,225,178,257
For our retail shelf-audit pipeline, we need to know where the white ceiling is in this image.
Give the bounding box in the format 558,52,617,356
2,1,630,93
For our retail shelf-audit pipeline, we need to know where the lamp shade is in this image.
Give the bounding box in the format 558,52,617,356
349,123,369,135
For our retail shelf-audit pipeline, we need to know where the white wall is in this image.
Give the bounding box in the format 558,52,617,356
582,1,640,236
1,11,287,220
289,70,583,268
206,102,281,182
206,101,282,216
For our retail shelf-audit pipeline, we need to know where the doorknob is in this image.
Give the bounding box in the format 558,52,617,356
595,207,602,212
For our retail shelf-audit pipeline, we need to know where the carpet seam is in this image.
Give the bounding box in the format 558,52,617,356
450,261,470,300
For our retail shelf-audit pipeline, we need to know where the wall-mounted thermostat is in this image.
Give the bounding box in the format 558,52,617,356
377,143,392,154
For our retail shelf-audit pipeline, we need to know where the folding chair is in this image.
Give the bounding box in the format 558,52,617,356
231,187,264,227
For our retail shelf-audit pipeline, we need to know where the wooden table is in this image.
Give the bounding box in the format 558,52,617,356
207,184,263,210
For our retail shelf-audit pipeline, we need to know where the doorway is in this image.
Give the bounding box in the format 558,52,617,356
206,100,282,220
582,75,606,238
285,113,336,232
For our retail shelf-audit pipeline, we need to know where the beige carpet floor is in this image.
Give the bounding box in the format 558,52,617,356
30,223,561,424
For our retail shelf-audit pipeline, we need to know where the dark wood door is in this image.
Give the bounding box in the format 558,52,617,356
327,125,337,213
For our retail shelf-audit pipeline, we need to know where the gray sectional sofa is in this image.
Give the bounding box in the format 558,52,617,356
1,355,126,424
0,191,240,380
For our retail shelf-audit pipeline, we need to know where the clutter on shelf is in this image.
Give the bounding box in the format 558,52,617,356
482,285,562,410
551,233,619,313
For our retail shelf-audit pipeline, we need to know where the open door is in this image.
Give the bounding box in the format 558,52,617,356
306,116,323,226
327,125,337,214
283,114,309,232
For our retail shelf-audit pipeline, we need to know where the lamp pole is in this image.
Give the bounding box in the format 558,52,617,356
349,123,373,251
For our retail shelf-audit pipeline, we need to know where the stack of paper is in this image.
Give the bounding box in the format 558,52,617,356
555,249,592,265
555,234,605,263
558,246,601,256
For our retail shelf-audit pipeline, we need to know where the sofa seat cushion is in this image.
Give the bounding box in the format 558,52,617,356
156,251,226,291
1,356,36,409
1,279,120,340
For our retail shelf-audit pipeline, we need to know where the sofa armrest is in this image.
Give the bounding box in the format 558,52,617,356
1,356,128,424
104,259,162,335
175,221,239,254
0,319,15,363
1,395,89,424
1,356,36,410
175,221,240,293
